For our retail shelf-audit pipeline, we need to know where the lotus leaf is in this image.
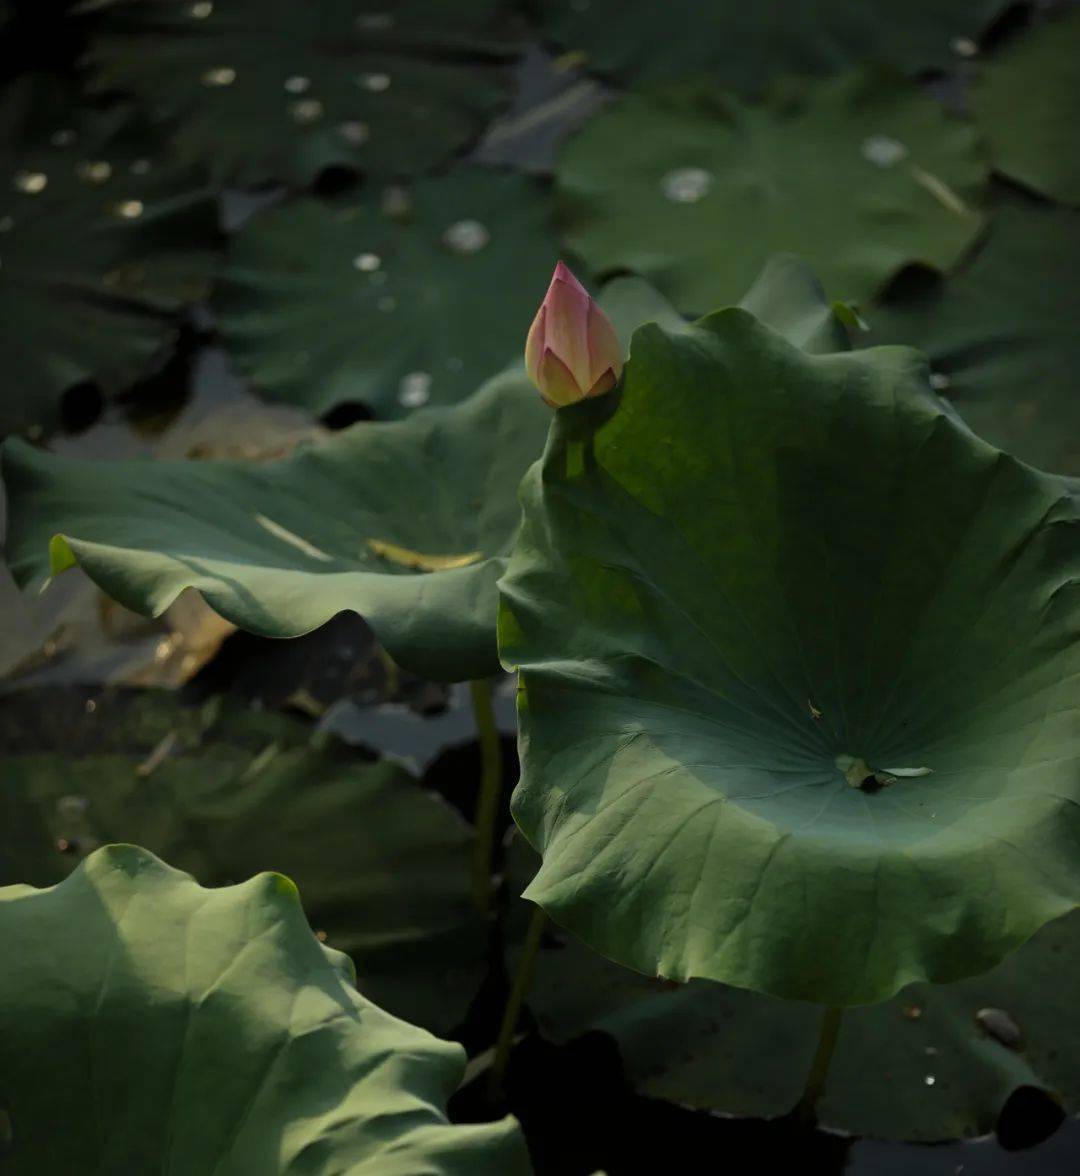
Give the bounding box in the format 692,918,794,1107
0,844,528,1173
498,308,1080,1006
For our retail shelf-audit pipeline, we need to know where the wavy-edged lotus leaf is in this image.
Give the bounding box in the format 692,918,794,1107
970,11,1080,207
1,261,840,681
557,69,986,315
602,255,850,361
2,370,551,680
506,837,1078,1141
0,81,218,436
84,0,513,187
214,169,560,418
497,309,1080,1007
0,844,529,1174
863,192,1080,475
0,690,486,1034
537,0,1008,92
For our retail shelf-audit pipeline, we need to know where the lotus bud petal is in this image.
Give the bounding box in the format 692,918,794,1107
525,261,624,408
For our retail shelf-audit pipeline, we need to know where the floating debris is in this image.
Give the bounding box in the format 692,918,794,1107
975,1007,1022,1050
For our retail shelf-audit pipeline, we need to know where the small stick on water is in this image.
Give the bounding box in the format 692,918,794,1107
795,1006,843,1126
469,678,504,915
490,903,546,1095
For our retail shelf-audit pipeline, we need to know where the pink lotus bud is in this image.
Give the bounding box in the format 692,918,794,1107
524,261,623,408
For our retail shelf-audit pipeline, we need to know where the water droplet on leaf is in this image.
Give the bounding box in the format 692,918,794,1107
443,219,490,253
77,160,112,185
861,134,909,168
13,171,47,194
661,167,712,203
356,12,393,30
202,66,237,87
398,371,432,408
381,185,411,219
289,98,324,124
339,120,370,146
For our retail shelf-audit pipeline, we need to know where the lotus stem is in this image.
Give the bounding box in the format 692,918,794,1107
469,677,504,915
491,903,546,1094
795,1005,843,1126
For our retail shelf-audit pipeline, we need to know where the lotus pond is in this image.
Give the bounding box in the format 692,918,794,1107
0,2,1078,1173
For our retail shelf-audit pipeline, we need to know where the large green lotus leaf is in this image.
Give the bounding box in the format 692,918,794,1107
0,844,529,1174
536,0,1007,92
214,168,560,418
557,70,987,315
0,690,487,1034
2,370,551,680
0,82,218,437
970,11,1080,207
497,309,1080,1007
507,838,1078,1141
84,0,513,187
2,260,843,681
862,192,1080,475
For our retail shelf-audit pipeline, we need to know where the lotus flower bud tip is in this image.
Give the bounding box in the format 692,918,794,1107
525,261,623,408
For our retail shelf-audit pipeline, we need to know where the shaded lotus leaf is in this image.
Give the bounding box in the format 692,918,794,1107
2,369,551,680
536,0,1008,92
498,308,1080,1007
84,0,514,187
970,11,1080,207
602,255,850,357
557,69,986,315
0,843,529,1174
0,690,487,1034
506,836,1078,1142
3,260,842,682
0,256,860,683
214,168,561,419
0,80,218,437
473,44,608,176
862,191,1080,475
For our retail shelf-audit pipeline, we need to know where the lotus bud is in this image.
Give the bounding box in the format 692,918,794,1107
525,261,624,408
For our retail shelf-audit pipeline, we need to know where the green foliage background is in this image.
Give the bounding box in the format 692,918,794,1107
1,0,1078,1171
